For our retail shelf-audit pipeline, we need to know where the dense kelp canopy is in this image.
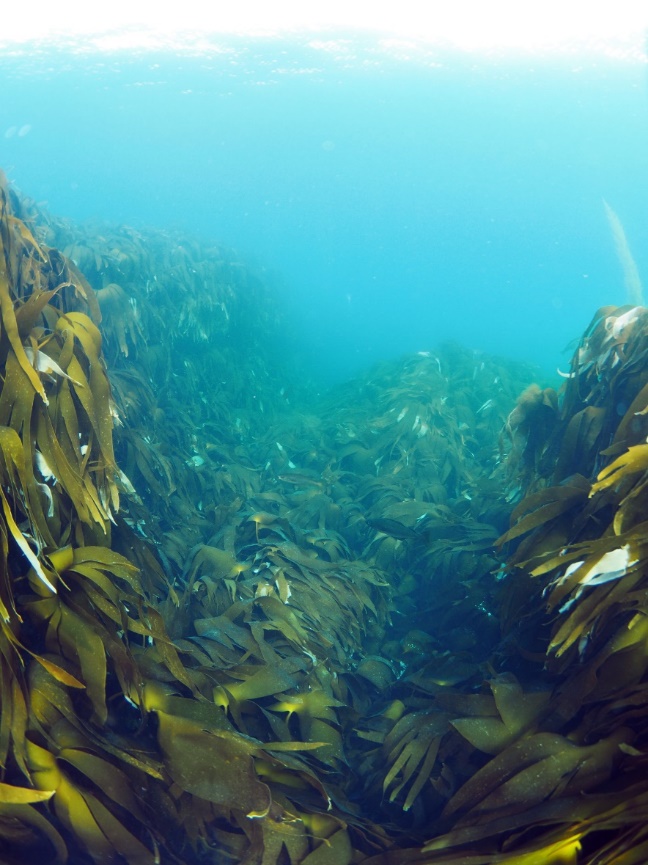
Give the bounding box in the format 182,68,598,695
1,170,647,864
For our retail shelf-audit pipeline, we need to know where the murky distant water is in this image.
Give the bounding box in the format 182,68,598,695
1,35,647,383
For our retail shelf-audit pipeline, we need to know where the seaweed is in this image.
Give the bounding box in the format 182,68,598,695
1,171,647,864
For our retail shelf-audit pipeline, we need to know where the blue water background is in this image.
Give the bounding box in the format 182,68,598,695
1,35,647,384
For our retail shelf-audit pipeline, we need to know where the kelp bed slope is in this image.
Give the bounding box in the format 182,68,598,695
0,172,648,865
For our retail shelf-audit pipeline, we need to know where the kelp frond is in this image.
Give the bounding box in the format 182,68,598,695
1,172,647,864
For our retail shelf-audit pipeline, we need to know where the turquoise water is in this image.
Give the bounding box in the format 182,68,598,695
1,34,647,382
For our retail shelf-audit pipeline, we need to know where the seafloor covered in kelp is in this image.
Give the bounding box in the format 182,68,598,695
1,170,648,865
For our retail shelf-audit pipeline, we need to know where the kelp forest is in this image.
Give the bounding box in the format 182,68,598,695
0,167,647,865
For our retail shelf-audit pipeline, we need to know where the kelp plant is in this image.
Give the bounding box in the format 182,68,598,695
0,174,375,864
2,168,648,865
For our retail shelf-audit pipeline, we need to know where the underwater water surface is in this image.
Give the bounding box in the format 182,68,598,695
1,33,647,382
